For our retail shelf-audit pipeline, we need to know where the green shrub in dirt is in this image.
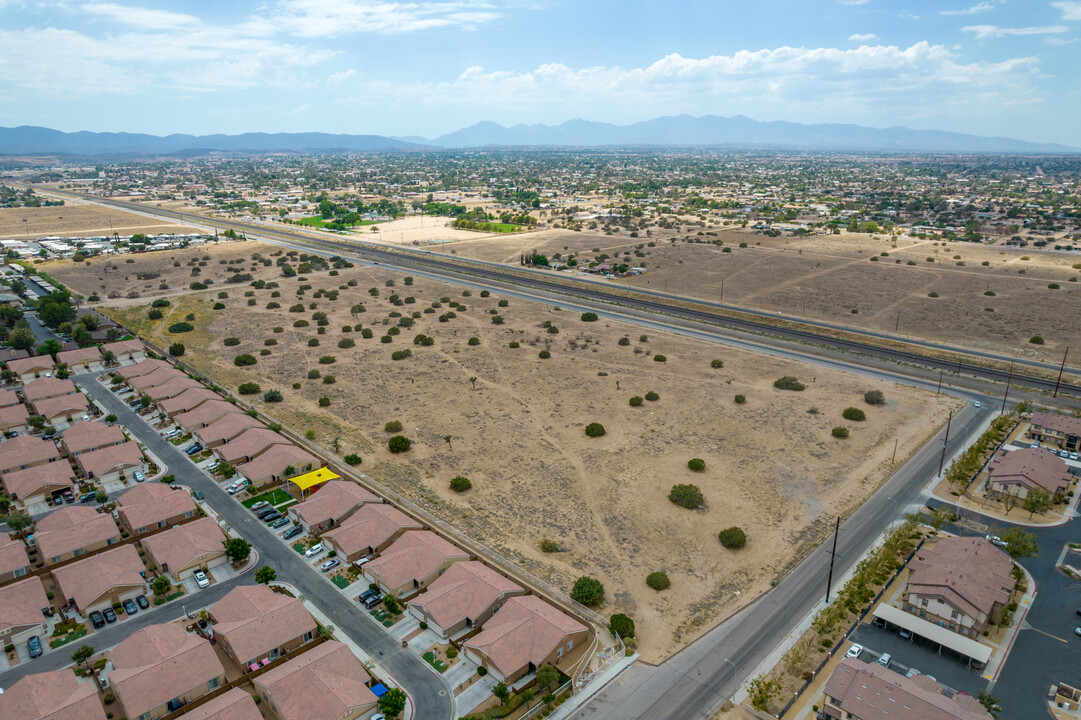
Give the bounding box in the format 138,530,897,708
629,396,644,407
168,342,184,357
581,312,598,322
449,476,472,492
832,426,849,438
687,458,706,472
539,349,551,359
388,435,411,453
234,354,257,366
385,420,403,432
609,613,636,639
669,483,703,509
711,359,724,368
318,355,336,364
645,391,659,401
653,354,667,362
263,390,283,403
734,394,746,404
570,576,605,606
148,308,163,320
223,337,240,346
540,539,559,552
344,454,362,465
238,382,261,395
774,376,805,391
718,526,747,549
167,322,194,333
842,407,866,422
646,571,670,591
584,422,606,437
864,390,886,406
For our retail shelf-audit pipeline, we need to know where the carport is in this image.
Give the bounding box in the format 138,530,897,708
872,604,992,669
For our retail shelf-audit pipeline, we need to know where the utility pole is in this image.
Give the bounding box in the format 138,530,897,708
1001,361,1014,413
938,410,953,477
825,516,840,603
1053,347,1070,399
720,278,724,302
936,368,944,395
892,437,898,463
895,310,900,333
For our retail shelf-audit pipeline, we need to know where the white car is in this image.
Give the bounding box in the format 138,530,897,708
845,643,863,659
80,415,90,422
986,535,1008,548
304,543,324,558
193,570,210,589
133,470,145,482
1071,452,1079,461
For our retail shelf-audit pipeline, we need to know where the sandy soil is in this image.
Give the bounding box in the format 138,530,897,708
0,202,198,238
102,262,956,662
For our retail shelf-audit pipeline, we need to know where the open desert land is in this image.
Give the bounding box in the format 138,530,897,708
0,201,199,238
98,256,957,661
439,225,1081,366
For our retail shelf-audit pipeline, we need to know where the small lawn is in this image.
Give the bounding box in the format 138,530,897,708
242,488,293,508
422,651,447,672
332,575,349,589
297,216,380,229
276,499,298,511
293,542,307,554
49,628,87,649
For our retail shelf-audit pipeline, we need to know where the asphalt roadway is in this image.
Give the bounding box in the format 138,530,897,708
573,401,990,720
30,373,453,719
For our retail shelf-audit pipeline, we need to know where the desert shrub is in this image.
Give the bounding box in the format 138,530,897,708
289,303,304,312
391,349,412,360
491,315,503,324
734,394,746,404
307,369,320,379
540,539,559,552
864,390,885,406
338,337,355,349
263,390,283,403
151,298,171,308
322,375,336,384
213,302,226,310
238,382,261,395
539,349,551,358
618,336,630,346
644,391,659,401
498,299,509,307
344,454,362,465
293,319,309,327
984,290,996,296
318,396,330,407
467,337,480,346
687,458,706,471
570,576,605,606
308,338,319,347
629,396,644,407
260,349,271,356
718,526,747,549
773,376,805,391
264,338,277,346
584,422,606,437
361,328,374,338
581,312,598,322
381,335,392,343
449,476,472,492
385,420,403,432
388,435,411,453
168,322,194,333
653,354,667,362
832,426,849,438
148,308,163,320
1029,336,1044,345
223,337,240,346
508,341,520,348
842,407,866,421
669,483,703,509
234,354,257,366
711,359,724,368
318,355,336,364
266,302,281,309
646,571,671,591
168,342,185,357
190,282,207,290
610,613,636,638
928,292,939,298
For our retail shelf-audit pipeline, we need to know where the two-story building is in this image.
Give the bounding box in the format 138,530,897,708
986,447,1072,501
1027,411,1081,452
0,435,60,474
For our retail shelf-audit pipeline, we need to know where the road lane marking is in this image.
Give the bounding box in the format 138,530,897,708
1028,627,1068,643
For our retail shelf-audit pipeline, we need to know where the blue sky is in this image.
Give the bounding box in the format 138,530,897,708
2,0,1079,145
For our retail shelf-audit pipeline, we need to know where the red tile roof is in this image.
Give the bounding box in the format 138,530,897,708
254,641,377,720
6,356,55,377
159,387,221,416
181,688,262,720
117,483,198,531
129,367,187,391
176,400,244,430
142,517,225,575
237,445,318,483
0,533,30,577
33,393,89,421
463,595,587,679
22,377,77,403
0,403,29,428
217,428,290,464
147,376,202,402
0,435,60,472
196,414,265,446
1029,410,1081,439
211,584,316,664
905,537,1015,620
56,347,102,367
116,358,170,379
52,545,145,610
2,461,75,500
823,657,992,720
409,561,524,631
0,387,21,407
61,422,124,455
365,530,469,590
75,442,144,479
35,506,120,560
988,447,1072,495
322,503,422,559
0,576,48,632
101,339,144,357
0,668,107,720
289,480,379,528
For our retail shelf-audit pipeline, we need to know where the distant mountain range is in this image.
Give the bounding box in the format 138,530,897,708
1,115,1077,155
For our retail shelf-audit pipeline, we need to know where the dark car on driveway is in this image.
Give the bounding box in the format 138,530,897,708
270,517,290,529
136,595,149,610
123,599,138,616
262,511,283,523
89,611,106,629
283,525,303,540
103,608,117,623
256,507,279,519
27,635,43,658
185,443,204,456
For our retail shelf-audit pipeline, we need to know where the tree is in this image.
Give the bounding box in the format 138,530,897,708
646,571,670,591
842,407,866,421
747,675,781,712
469,376,477,390
7,513,32,548
669,483,703,509
388,435,411,453
580,312,598,322
718,526,747,549
536,663,561,690
9,325,35,350
585,422,606,437
168,342,185,357
978,692,1002,719
1023,487,1053,520
450,476,472,492
36,339,62,359
377,688,407,719
570,576,605,606
382,594,401,615
255,565,277,584
864,390,886,406
1001,527,1038,560
493,681,510,706
71,644,95,674
95,491,108,508
151,575,171,596
225,537,252,564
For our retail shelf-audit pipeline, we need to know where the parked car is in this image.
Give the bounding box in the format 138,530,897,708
250,501,270,512
62,490,75,503
123,599,138,616
1071,452,1079,461
876,652,892,668
133,470,145,483
79,492,97,503
898,628,912,640
362,592,383,609
320,559,340,572
136,595,149,610
256,507,279,519
80,415,90,422
103,608,117,624
304,543,324,558
27,635,42,658
973,401,981,408
227,480,248,495
986,535,1008,548
194,491,204,500
845,644,863,659
193,570,210,589
1075,627,1081,637
262,511,283,523
283,526,303,540
270,517,290,529
89,611,105,629
185,443,204,456
905,668,921,679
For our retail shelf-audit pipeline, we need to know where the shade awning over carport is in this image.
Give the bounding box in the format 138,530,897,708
286,466,338,491
872,604,992,664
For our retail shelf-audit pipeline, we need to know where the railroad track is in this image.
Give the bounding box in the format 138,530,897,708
35,189,1081,397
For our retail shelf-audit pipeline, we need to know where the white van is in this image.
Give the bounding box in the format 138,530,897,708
876,652,892,668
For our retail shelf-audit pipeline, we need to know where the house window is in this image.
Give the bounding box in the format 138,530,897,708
139,527,147,533
139,713,151,720
52,556,61,563
951,611,958,619
106,538,116,545
304,630,314,642
185,511,194,519
73,548,84,557
13,567,25,578
919,610,926,618
557,647,563,657
921,598,928,606
158,521,166,528
949,623,956,630
567,639,573,651
208,676,219,690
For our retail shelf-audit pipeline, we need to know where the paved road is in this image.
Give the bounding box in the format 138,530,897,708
24,313,60,345
83,373,454,720
0,573,248,688
574,403,989,720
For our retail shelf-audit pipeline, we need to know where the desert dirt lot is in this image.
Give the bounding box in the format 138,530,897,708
99,253,956,661
0,202,198,238
449,226,1081,366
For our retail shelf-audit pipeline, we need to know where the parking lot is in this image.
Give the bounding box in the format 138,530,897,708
849,619,987,696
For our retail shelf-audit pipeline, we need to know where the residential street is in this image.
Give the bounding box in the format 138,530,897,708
66,372,454,720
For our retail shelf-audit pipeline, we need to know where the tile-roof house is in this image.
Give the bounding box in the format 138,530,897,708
32,392,89,426
361,530,470,599
75,441,145,483
129,367,188,392
160,387,221,417
109,622,226,720
142,516,227,582
1,461,75,504
0,532,31,583
56,346,103,374
0,576,50,646
822,657,992,720
322,503,422,563
35,505,121,564
1027,410,1081,451
408,561,526,640
60,421,125,457
237,445,319,490
22,376,77,404
986,447,1072,500
0,387,21,407
463,595,590,683
116,358,171,380
216,428,291,465
51,544,146,614
196,414,265,448
0,668,107,720
0,402,30,433
210,584,318,670
177,400,245,432
146,376,202,402
6,355,55,383
288,480,380,534
252,641,377,720
903,536,1016,637
101,339,146,365
0,435,61,474
180,688,262,720
116,483,198,535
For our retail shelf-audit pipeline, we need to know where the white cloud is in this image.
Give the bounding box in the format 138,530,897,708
81,2,199,30
963,24,1068,38
848,33,877,41
940,2,995,15
327,69,357,85
269,0,504,37
1053,1,1081,20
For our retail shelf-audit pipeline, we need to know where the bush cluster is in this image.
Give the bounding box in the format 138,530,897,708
669,483,703,509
